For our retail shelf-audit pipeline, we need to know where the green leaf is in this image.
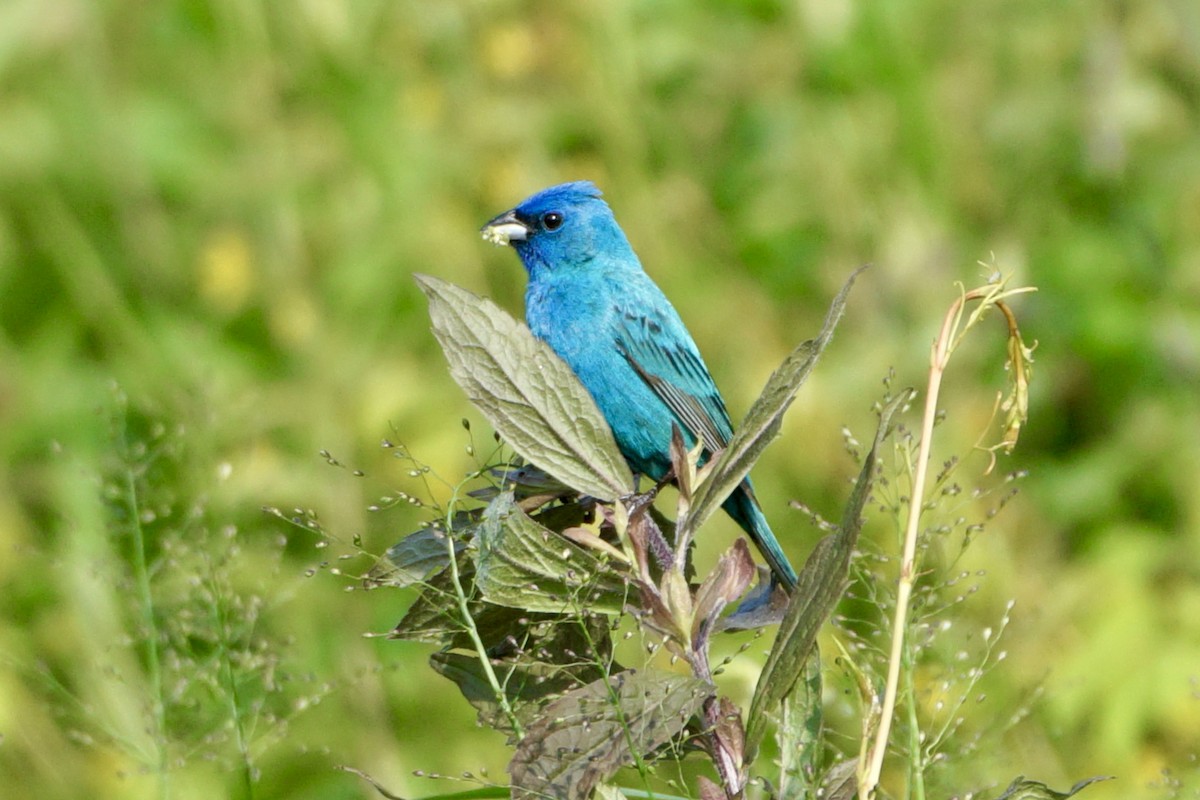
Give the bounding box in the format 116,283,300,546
390,579,525,648
430,651,606,737
475,492,628,614
389,558,555,650
366,526,464,588
745,390,905,757
416,274,633,502
429,611,615,738
509,669,710,800
996,775,1113,799
776,649,823,799
682,266,866,539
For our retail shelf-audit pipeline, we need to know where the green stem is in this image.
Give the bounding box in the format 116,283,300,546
441,495,525,740
903,642,925,800
577,617,657,795
124,464,170,800
210,561,255,800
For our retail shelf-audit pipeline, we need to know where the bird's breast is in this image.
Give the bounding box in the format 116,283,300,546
526,280,617,360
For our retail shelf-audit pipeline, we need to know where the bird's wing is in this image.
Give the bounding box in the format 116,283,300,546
613,307,735,453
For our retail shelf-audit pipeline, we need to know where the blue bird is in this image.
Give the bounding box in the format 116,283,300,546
481,181,798,591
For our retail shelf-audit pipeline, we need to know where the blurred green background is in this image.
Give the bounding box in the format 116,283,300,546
1,1,1198,798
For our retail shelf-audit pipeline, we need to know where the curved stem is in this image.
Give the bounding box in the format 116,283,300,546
862,292,961,796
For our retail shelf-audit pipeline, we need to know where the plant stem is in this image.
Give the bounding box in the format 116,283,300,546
441,503,525,740
863,279,1034,797
124,458,170,800
862,292,960,797
209,557,255,800
904,650,925,800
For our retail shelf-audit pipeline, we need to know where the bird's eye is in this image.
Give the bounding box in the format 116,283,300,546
542,212,564,231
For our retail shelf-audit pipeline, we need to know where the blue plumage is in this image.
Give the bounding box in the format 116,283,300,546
481,181,798,591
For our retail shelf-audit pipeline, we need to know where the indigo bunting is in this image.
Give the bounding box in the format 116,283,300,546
481,181,798,591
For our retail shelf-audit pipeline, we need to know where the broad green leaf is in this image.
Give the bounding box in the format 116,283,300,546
423,603,614,734
682,267,866,539
468,463,576,508
476,492,627,614
387,558,480,646
996,775,1113,799
509,669,709,800
389,559,563,650
745,390,905,756
416,274,633,502
776,649,823,800
366,526,464,588
430,651,605,737
390,582,528,648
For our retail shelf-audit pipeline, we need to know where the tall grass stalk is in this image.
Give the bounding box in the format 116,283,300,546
118,409,171,800
863,278,1035,798
207,553,256,800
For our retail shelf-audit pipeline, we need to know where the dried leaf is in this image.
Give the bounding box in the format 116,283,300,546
999,317,1035,454
594,785,632,800
710,696,746,791
820,759,859,800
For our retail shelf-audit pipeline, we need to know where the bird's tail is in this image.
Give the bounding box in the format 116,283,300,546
723,482,798,592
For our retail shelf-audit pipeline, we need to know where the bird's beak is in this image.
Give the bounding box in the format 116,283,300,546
480,210,531,247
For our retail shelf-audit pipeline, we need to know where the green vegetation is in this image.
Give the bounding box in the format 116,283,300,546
1,2,1196,799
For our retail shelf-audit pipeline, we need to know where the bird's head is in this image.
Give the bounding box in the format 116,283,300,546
480,181,633,279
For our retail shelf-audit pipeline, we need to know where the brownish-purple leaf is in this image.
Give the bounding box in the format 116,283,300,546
692,539,756,646
697,776,727,800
